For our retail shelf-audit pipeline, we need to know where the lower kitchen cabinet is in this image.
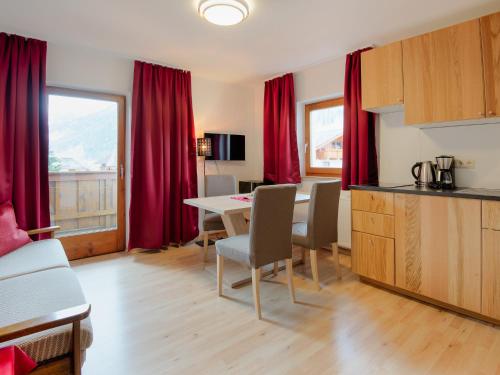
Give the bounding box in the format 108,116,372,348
482,229,500,320
352,231,395,285
394,194,482,313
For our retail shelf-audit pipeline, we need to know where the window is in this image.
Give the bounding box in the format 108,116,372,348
305,97,344,177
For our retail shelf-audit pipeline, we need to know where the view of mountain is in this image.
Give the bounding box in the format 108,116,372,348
49,105,117,172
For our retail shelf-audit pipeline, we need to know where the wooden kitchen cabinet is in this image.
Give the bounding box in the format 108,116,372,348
481,12,500,118
394,194,482,312
351,190,395,285
352,231,395,285
361,42,404,111
482,229,500,320
352,210,394,238
351,190,394,215
402,19,485,125
482,201,500,230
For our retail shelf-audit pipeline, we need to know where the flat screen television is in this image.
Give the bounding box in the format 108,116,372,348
205,133,245,161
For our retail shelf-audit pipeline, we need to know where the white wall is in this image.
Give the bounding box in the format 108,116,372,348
192,78,260,188
379,112,500,188
45,42,259,242
294,58,345,103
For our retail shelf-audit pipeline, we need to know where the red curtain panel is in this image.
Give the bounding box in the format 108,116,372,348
263,73,301,184
128,61,199,250
342,49,379,190
0,33,50,236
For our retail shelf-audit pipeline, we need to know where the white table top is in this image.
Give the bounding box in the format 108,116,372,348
184,193,310,215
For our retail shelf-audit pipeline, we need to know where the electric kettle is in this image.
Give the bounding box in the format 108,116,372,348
411,161,436,186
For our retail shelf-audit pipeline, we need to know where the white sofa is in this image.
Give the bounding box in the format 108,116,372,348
0,229,92,374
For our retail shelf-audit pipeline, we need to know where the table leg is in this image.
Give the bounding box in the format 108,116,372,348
221,213,249,237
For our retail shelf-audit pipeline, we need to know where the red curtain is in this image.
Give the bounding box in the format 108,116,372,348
0,33,50,235
128,61,199,250
342,49,378,190
263,73,301,184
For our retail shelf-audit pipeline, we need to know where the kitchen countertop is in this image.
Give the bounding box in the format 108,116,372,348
349,183,500,202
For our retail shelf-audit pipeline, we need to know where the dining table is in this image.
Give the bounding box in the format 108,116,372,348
184,192,310,287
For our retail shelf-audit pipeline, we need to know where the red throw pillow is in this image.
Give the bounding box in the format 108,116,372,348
0,346,37,375
0,202,32,257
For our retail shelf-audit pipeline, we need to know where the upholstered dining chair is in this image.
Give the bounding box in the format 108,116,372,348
216,184,297,320
201,175,237,261
292,181,342,290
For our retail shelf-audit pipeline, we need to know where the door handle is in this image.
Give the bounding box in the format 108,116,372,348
120,164,124,180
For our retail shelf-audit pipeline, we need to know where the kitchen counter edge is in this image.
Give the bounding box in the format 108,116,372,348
349,184,500,202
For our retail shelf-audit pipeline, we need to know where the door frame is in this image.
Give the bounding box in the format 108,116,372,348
47,87,126,260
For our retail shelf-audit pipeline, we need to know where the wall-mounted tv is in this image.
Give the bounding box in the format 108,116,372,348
205,133,245,161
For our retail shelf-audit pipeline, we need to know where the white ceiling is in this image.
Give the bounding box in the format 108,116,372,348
0,0,498,83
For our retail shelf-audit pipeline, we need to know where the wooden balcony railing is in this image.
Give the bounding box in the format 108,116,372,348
316,148,343,161
49,171,117,236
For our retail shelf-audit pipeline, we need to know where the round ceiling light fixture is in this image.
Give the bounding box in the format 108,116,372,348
199,0,249,26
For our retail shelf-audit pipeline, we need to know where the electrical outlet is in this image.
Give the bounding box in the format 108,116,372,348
455,159,475,169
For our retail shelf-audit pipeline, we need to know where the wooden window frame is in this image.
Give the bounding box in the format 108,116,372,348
305,97,344,177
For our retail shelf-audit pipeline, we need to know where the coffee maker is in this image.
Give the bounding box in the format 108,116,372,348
435,155,456,189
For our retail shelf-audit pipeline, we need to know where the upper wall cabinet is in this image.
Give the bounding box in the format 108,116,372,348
481,12,500,118
361,42,404,111
402,19,485,125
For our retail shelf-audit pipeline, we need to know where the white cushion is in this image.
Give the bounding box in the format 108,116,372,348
216,234,251,265
0,267,93,363
0,239,69,281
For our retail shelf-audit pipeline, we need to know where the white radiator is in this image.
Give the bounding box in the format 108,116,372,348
338,190,351,249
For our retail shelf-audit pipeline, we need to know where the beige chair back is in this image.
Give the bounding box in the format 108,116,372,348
205,175,237,197
249,184,297,268
307,181,341,249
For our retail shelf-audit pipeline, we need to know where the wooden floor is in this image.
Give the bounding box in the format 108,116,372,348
72,244,500,375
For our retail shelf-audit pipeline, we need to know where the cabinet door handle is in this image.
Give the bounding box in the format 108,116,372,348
488,110,496,116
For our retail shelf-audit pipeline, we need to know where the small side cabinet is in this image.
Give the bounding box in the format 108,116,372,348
351,190,395,285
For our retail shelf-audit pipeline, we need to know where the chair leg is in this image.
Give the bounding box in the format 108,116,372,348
252,268,262,320
332,242,341,280
285,258,295,303
273,261,279,276
310,249,320,291
72,320,81,375
203,232,209,262
301,247,306,263
217,255,224,296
